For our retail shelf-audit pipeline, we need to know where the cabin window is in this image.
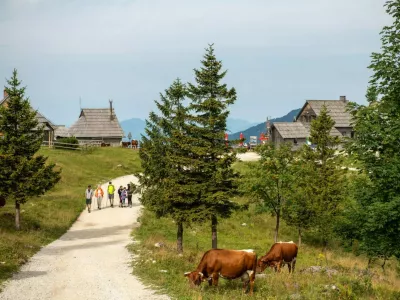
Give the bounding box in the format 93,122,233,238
294,138,298,145
342,132,347,137
351,131,355,138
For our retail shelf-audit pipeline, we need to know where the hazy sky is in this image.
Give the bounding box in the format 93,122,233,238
0,0,391,126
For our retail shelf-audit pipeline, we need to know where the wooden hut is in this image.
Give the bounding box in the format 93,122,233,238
270,122,309,150
296,96,353,137
67,100,124,145
270,96,353,149
1,90,55,144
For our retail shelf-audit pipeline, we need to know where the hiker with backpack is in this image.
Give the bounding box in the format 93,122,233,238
95,185,104,210
127,183,133,208
107,182,115,208
118,185,123,207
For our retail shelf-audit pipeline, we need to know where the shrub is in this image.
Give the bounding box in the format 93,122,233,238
55,137,79,150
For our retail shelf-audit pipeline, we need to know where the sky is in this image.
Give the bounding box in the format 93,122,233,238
0,0,391,126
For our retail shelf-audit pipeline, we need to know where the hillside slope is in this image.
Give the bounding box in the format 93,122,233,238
0,148,142,288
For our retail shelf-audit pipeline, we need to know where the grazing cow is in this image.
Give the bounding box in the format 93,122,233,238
257,241,298,273
121,141,131,148
131,139,138,149
184,249,257,295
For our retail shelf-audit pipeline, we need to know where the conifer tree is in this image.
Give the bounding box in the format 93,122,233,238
187,45,241,249
340,1,400,264
136,79,201,253
301,105,347,256
0,69,61,229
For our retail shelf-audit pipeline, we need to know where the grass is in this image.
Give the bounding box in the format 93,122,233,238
129,160,400,300
0,147,142,288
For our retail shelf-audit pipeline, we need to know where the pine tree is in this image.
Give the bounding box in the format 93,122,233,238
187,45,241,249
0,69,61,229
136,79,203,253
302,105,347,256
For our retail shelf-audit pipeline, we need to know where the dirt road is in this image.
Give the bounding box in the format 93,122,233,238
0,175,168,300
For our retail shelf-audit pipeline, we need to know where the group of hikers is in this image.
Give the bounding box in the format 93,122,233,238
84,181,133,213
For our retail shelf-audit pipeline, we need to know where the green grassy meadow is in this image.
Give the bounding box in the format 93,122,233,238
129,160,400,300
0,147,141,288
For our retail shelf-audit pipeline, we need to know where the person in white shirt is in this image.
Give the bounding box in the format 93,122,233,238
85,185,94,213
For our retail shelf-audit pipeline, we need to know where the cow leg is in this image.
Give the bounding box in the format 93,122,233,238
287,262,291,273
277,262,282,273
241,272,250,294
248,271,255,296
211,273,219,286
207,277,212,286
291,258,296,273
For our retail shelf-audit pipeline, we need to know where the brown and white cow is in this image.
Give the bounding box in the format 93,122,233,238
184,249,257,295
257,241,298,273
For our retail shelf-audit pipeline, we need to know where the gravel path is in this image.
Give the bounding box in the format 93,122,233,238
0,175,168,300
236,152,261,161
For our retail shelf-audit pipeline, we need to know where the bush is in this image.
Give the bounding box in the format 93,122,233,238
55,137,79,150
234,147,248,154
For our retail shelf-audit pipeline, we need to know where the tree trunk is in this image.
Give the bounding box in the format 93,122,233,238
381,258,387,271
274,210,280,243
298,227,302,248
323,240,328,265
15,200,21,230
211,215,218,249
367,257,372,270
177,221,183,253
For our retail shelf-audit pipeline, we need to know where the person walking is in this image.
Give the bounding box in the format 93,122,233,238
107,181,115,208
95,185,104,210
121,187,127,208
127,183,133,208
118,185,123,207
85,185,94,213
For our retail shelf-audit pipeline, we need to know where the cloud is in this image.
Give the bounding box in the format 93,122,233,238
0,0,390,56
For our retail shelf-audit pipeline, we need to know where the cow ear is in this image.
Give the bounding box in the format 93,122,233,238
184,272,191,277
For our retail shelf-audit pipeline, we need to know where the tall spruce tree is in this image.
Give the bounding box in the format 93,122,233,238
0,69,61,229
136,79,202,253
341,0,400,264
302,105,347,256
187,45,241,249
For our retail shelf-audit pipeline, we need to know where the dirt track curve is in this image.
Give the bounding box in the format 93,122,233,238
0,175,168,300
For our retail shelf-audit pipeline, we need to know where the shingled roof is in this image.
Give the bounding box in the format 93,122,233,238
68,108,124,138
297,100,351,127
272,122,342,139
1,94,55,131
272,122,309,139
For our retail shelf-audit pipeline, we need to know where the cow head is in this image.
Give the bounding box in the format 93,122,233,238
257,256,272,273
184,271,205,287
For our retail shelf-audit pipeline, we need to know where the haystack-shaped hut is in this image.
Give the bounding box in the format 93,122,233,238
67,100,124,145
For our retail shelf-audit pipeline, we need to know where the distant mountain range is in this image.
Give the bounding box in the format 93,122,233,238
120,117,261,141
226,118,261,134
228,109,301,140
120,118,146,140
120,110,300,141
